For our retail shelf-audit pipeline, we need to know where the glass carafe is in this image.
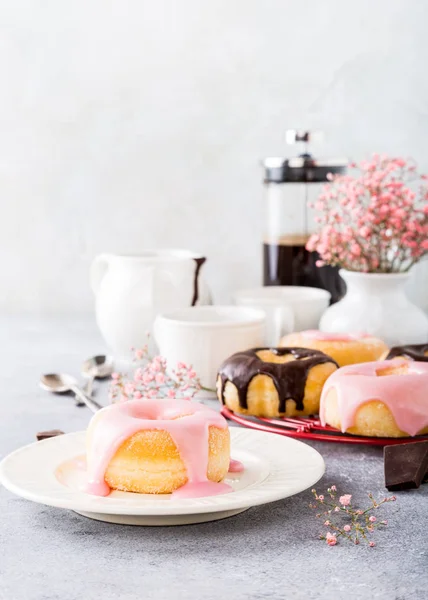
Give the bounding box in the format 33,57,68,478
262,131,347,304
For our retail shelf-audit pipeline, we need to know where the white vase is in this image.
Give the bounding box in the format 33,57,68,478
405,256,428,314
319,270,428,346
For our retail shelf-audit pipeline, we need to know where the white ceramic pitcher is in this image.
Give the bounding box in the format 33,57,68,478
91,250,211,361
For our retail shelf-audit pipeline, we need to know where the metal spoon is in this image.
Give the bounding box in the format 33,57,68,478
40,373,103,413
81,355,114,397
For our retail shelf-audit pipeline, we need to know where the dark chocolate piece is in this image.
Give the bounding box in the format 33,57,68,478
385,344,428,362
36,429,65,441
218,347,337,413
384,441,428,491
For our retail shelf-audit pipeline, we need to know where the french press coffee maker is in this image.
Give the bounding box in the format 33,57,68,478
262,131,348,303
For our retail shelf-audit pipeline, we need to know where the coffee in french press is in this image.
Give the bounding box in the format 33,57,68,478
262,131,347,304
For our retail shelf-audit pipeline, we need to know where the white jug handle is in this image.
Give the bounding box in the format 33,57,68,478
91,254,111,296
272,305,295,345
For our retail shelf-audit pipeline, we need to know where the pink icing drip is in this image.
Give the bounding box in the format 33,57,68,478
320,360,428,437
302,330,371,341
228,458,245,473
86,399,233,498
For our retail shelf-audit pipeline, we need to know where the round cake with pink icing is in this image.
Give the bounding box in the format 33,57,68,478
85,398,239,498
320,359,428,438
280,330,388,367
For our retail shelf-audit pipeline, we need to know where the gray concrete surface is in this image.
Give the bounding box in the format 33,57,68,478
0,316,427,600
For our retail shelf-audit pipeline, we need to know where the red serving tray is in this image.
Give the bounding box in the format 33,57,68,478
221,406,428,446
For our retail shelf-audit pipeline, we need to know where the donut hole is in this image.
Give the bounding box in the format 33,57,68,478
125,402,193,422
256,350,295,364
376,364,409,377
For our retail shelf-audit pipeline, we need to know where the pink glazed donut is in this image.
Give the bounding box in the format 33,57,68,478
86,399,231,498
280,330,388,367
320,360,428,438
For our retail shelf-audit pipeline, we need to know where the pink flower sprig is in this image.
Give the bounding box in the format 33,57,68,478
109,340,203,403
309,485,396,547
307,154,428,273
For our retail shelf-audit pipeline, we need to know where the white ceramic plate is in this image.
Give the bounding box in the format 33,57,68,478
0,428,324,526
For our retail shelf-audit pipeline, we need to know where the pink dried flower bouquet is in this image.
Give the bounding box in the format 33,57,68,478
109,343,203,403
307,155,428,273
310,486,396,547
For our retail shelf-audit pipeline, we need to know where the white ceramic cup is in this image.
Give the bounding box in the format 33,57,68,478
153,306,266,388
232,291,294,346
232,286,331,344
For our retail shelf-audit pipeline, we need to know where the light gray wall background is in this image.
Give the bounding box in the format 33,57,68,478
2,0,428,313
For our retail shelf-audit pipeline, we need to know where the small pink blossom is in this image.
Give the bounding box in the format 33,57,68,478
326,532,337,546
339,494,352,506
324,520,331,526
334,507,340,512
369,516,376,523
124,382,135,395
134,368,143,382
350,243,361,256
150,357,162,372
358,226,371,238
167,389,176,398
330,485,337,492
318,495,324,501
134,348,145,360
369,541,376,548
343,525,351,532
142,372,154,385
133,391,143,399
155,373,165,385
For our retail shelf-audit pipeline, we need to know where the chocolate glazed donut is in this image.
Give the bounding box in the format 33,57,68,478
218,347,338,413
386,344,428,362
